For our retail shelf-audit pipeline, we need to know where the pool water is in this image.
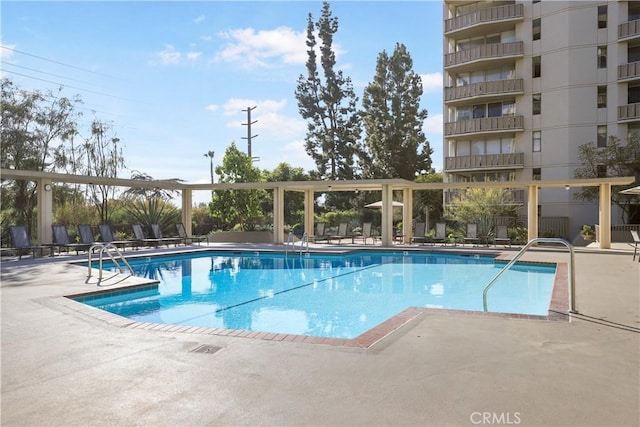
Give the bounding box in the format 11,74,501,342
77,251,557,339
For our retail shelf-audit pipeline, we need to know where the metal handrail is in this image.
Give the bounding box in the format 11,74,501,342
482,238,576,313
299,232,308,255
88,243,134,280
285,232,294,254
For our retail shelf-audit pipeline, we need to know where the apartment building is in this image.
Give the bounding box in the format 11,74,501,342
443,0,638,239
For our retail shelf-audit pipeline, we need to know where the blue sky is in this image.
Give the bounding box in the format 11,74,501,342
1,1,443,205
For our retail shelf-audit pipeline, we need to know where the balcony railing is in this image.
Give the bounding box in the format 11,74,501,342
618,19,640,40
444,188,525,204
444,153,524,171
445,42,524,69
444,79,523,103
445,4,523,34
444,115,524,137
618,62,640,81
618,103,640,121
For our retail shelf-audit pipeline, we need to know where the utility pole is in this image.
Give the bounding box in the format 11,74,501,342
241,106,259,161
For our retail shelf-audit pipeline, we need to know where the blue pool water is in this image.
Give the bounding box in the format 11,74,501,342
77,251,557,339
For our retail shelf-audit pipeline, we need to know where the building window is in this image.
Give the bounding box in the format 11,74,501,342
598,5,607,29
597,125,607,147
597,86,607,108
597,46,607,68
533,18,541,41
597,165,607,178
533,93,541,115
533,130,542,152
532,56,541,78
533,168,541,181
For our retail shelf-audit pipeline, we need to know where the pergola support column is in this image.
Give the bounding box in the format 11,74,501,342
598,183,611,249
402,187,413,243
37,179,53,244
381,184,394,246
273,186,285,244
304,190,314,238
181,189,193,235
527,185,539,242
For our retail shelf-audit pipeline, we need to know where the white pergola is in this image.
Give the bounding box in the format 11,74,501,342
1,168,635,249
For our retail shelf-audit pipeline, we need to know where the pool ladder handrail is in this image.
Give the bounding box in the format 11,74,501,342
286,232,309,255
482,237,576,313
87,243,134,280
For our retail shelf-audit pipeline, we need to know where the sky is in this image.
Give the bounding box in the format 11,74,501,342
1,0,443,205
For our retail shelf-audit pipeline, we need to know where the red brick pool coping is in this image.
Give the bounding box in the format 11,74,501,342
60,259,568,349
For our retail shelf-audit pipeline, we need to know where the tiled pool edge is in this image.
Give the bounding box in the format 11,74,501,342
58,259,568,349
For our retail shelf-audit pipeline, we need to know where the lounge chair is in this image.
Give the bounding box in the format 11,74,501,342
98,224,137,250
78,224,96,245
150,224,182,247
631,230,640,262
464,223,479,246
411,222,427,245
131,224,163,247
359,222,378,245
429,222,447,245
329,222,349,243
176,223,209,245
50,224,91,256
8,225,50,259
493,225,511,247
311,222,329,243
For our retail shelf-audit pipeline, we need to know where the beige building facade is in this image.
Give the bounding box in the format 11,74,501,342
443,0,639,239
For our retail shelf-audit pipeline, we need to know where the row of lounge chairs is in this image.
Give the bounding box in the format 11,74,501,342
6,223,209,259
411,222,511,246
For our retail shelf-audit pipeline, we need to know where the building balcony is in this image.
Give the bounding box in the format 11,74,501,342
618,103,640,122
444,79,524,104
445,4,523,37
444,41,524,71
618,62,640,82
444,188,525,204
444,153,524,172
618,19,640,41
444,115,524,137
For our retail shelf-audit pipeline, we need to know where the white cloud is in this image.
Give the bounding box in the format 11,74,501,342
157,45,181,65
423,113,443,134
205,104,219,113
200,35,213,41
214,27,344,68
420,72,443,94
186,51,202,60
194,15,206,24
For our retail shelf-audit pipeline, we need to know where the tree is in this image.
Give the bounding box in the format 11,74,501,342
574,136,640,223
1,78,81,230
262,163,310,231
414,171,444,226
362,43,432,180
209,142,266,230
445,188,520,238
295,2,362,182
122,171,181,234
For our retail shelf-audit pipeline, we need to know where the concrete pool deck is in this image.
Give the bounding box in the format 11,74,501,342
1,243,638,426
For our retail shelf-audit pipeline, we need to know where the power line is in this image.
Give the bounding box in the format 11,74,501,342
1,45,119,79
2,62,98,87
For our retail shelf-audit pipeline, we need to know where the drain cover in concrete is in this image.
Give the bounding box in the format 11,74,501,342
190,344,222,354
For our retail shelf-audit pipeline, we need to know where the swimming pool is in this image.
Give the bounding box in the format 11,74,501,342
75,251,557,340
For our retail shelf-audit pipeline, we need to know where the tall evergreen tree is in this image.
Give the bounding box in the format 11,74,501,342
295,2,362,182
362,43,432,180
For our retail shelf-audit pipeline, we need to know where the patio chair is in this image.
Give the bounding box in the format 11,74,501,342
98,224,137,250
131,224,163,248
411,222,427,245
8,225,50,259
493,225,511,247
311,222,329,243
464,223,479,246
359,222,378,245
631,230,640,262
150,224,183,247
329,222,349,243
50,224,91,256
176,223,209,245
429,222,447,245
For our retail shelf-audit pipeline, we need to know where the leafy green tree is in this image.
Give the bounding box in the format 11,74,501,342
362,43,432,180
573,135,640,223
1,78,80,229
414,171,444,225
295,1,362,183
445,188,520,237
122,171,181,235
210,142,266,230
262,163,310,231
